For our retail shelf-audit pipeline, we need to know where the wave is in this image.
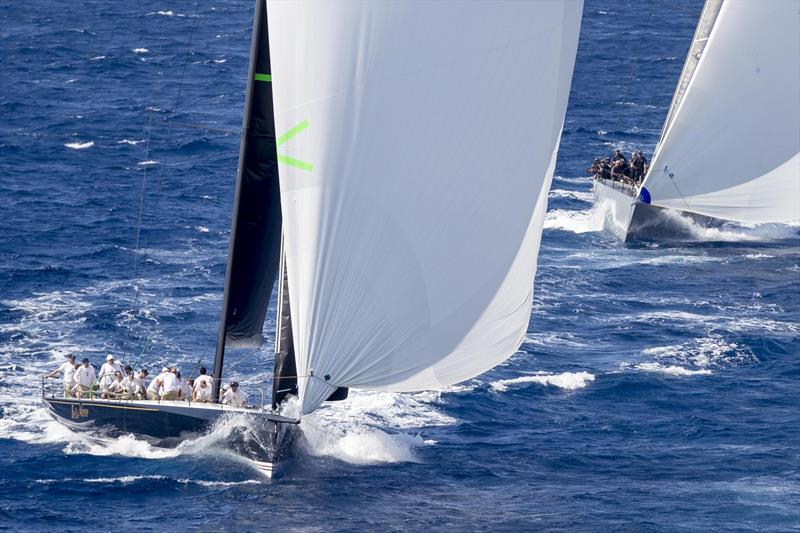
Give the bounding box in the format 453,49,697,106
137,160,158,166
548,189,594,202
64,141,94,149
490,371,596,392
544,207,605,234
628,362,712,377
116,138,144,145
35,475,261,487
132,48,149,54
296,390,453,465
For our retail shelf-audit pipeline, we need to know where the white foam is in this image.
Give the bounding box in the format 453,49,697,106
195,226,210,233
64,141,94,149
117,138,144,145
490,371,596,392
631,362,712,377
213,59,227,64
544,207,605,234
137,160,158,166
89,55,106,61
548,189,594,202
295,389,454,465
132,48,149,54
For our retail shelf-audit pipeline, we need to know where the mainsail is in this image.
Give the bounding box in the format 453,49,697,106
268,1,583,414
642,0,800,223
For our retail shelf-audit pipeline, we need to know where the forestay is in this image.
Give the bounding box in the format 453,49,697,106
268,0,583,414
643,0,800,224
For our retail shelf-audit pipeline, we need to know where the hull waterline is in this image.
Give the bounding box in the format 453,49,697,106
592,178,728,242
43,396,298,477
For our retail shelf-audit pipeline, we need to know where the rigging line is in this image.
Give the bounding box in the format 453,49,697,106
122,1,202,358
122,111,155,359
224,347,261,373
615,0,658,138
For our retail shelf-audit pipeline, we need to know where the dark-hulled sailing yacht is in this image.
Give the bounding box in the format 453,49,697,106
43,0,309,478
45,0,585,477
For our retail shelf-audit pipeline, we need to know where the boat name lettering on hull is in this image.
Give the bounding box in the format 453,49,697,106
70,404,89,420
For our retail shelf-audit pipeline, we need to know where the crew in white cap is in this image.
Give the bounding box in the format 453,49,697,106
97,355,123,391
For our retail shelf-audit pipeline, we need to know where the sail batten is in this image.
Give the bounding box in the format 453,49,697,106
643,0,800,223
268,1,583,414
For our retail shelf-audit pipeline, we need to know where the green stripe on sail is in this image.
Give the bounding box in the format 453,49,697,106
278,154,313,172
254,73,272,82
276,120,308,147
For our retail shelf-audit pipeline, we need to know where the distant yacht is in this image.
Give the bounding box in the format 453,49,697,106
44,0,583,476
592,0,800,242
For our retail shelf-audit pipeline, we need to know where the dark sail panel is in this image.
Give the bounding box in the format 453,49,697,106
213,0,280,400
272,255,297,409
221,1,281,347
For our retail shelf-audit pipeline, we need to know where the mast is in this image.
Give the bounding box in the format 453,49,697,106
654,0,723,150
271,244,296,409
213,0,280,401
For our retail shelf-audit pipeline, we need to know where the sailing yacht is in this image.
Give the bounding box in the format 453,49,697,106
593,0,800,241
44,0,583,475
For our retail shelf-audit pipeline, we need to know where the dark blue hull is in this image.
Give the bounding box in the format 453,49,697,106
43,397,300,466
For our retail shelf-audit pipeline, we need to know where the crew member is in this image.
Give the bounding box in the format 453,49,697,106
160,368,180,401
176,372,192,401
193,379,212,403
73,358,96,399
97,355,123,391
221,382,246,407
103,371,125,399
46,354,78,398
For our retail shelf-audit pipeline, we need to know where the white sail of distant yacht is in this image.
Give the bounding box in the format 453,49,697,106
268,1,583,414
593,0,800,241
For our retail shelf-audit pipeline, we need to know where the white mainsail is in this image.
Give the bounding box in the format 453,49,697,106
268,0,583,414
642,0,800,224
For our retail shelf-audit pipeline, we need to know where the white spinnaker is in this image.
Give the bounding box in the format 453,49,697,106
268,0,583,414
643,0,800,224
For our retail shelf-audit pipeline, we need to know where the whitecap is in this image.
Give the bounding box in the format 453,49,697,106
544,207,605,234
548,189,594,202
213,59,227,64
64,141,94,150
195,226,210,233
630,362,712,377
137,160,158,166
117,139,145,145
89,55,106,61
490,371,596,392
132,48,149,54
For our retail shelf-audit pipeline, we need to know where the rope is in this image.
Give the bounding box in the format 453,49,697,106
121,1,203,359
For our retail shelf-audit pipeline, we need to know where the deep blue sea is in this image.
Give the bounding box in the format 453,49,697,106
1,1,799,531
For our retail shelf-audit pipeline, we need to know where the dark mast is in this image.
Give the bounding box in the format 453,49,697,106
213,0,282,401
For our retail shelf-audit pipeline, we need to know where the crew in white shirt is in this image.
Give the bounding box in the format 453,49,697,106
221,382,246,407
194,367,213,392
160,370,180,401
193,379,212,402
127,369,148,400
103,372,125,399
97,355,123,391
46,354,78,397
177,373,192,401
146,371,164,401
73,358,96,398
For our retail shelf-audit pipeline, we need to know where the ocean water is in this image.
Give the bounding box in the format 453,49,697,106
1,1,799,531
